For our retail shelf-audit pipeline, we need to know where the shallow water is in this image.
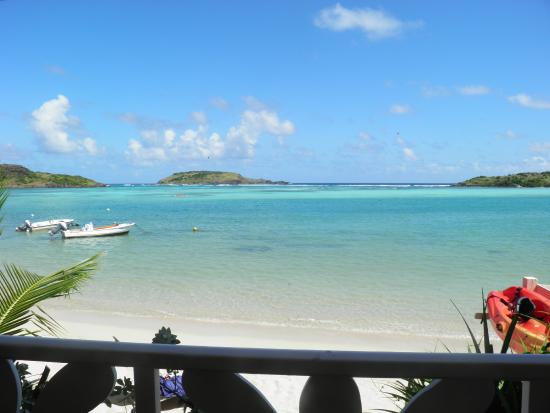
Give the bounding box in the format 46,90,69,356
2,184,550,339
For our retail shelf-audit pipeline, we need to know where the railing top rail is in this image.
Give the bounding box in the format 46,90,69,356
1,335,549,379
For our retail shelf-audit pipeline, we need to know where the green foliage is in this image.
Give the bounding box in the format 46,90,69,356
374,293,550,413
158,170,286,185
0,164,104,188
104,376,135,408
16,362,50,413
456,171,550,187
0,185,98,413
376,378,432,413
0,255,98,335
152,326,181,344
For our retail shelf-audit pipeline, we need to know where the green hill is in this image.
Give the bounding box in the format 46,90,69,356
0,164,105,188
456,172,550,187
158,171,288,185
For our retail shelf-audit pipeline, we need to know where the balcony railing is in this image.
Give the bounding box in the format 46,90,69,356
1,335,550,412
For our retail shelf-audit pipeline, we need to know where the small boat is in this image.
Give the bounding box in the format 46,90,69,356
51,222,135,239
16,219,75,232
487,276,550,353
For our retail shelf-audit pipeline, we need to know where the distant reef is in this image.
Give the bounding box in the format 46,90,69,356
0,164,105,188
158,171,288,185
456,172,550,187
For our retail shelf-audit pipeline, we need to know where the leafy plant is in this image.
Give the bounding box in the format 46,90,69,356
376,378,432,413
374,292,539,413
16,362,50,413
153,326,181,345
106,327,200,412
0,185,97,412
0,255,98,336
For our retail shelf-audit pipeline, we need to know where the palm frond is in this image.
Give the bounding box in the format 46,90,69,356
0,254,98,336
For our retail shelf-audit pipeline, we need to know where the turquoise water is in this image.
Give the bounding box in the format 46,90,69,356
2,185,550,339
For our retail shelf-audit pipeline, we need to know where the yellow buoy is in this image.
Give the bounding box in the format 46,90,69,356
192,226,199,232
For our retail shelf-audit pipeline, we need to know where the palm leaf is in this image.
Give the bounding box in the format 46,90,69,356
0,255,98,335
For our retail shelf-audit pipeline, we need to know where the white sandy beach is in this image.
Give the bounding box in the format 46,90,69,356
21,308,472,413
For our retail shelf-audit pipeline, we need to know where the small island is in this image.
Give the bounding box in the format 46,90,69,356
158,171,288,185
456,172,550,187
0,164,105,188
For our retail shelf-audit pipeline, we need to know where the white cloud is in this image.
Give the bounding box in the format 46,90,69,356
209,97,229,110
31,95,100,156
396,135,417,161
457,85,490,95
227,109,295,157
403,147,417,161
191,111,208,125
31,95,101,156
508,94,550,110
31,95,79,153
314,3,422,40
359,132,372,141
164,129,176,146
390,104,411,115
524,156,550,170
127,139,167,164
125,99,295,165
496,129,520,140
243,96,268,111
82,137,99,155
421,85,449,98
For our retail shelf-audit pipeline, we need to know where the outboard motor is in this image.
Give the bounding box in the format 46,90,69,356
516,296,536,319
49,221,68,236
16,220,32,232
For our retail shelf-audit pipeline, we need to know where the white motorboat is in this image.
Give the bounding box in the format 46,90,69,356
16,219,75,232
55,222,135,239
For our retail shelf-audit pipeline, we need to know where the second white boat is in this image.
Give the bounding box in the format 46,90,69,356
51,222,135,238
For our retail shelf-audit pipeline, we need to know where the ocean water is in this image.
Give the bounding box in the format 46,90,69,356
2,184,550,340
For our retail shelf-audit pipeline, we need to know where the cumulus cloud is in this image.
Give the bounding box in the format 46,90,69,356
31,95,100,155
390,104,411,115
125,99,295,165
508,94,550,110
457,85,490,95
314,3,422,40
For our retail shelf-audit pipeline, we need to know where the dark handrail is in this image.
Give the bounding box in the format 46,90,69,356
1,335,550,379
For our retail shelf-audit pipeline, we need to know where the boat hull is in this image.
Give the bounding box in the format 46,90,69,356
487,286,550,353
17,219,74,232
62,223,134,239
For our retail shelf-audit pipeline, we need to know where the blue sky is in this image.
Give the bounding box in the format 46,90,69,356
1,0,549,183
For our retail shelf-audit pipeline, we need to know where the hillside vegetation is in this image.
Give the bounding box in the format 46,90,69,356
0,164,104,188
456,172,550,187
158,171,288,185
